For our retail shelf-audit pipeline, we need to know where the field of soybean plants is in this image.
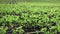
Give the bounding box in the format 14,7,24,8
0,2,60,34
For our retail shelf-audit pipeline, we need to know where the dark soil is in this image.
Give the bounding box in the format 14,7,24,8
6,29,13,34
23,26,42,32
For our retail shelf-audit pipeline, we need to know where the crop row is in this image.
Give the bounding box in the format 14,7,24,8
0,4,60,34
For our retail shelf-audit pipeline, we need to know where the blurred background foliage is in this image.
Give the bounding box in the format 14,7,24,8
0,0,60,4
